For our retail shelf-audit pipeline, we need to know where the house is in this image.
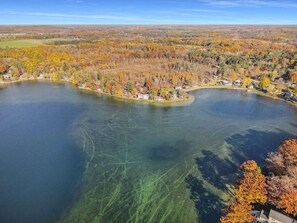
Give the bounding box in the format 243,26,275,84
174,86,183,90
37,74,45,80
252,209,297,223
251,75,261,80
269,210,297,223
281,91,293,100
171,90,178,100
220,80,232,86
154,96,165,102
137,93,150,100
19,75,26,80
233,80,242,86
274,77,285,84
2,74,11,81
248,84,254,89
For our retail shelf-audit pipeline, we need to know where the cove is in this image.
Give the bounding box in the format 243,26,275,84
0,82,296,223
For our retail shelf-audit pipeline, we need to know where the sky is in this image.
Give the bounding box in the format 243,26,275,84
0,0,297,25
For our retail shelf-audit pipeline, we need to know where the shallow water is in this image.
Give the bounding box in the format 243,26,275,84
0,82,296,223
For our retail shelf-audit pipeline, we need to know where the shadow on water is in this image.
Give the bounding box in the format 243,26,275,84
185,175,224,223
148,140,191,161
226,129,295,165
289,122,297,129
196,150,238,191
186,128,295,223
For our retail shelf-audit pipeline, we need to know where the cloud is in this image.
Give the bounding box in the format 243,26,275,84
0,11,181,23
200,0,297,8
184,9,221,12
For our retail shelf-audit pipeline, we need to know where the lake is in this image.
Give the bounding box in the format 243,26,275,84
0,82,296,223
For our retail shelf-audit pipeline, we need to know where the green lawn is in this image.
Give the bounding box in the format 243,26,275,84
0,39,43,49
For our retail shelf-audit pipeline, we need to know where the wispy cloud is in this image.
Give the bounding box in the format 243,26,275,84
1,11,181,23
184,8,222,12
200,0,297,8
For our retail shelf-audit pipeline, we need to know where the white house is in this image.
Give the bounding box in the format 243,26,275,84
220,80,232,86
137,93,150,100
233,79,242,86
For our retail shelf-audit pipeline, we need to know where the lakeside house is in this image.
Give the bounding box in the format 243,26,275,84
281,91,293,99
233,79,242,86
280,90,296,102
154,96,165,102
248,84,254,89
37,74,45,80
174,86,183,90
1,74,11,81
252,209,297,223
220,80,232,86
171,89,178,100
137,93,150,100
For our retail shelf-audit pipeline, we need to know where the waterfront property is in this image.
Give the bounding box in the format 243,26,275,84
137,93,150,100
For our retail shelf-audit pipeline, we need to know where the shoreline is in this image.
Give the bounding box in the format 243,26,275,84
184,84,297,107
0,79,296,107
78,86,195,107
0,79,195,106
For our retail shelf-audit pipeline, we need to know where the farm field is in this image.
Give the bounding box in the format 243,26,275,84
0,39,44,48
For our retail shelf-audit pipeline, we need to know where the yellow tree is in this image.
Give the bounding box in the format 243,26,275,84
242,77,252,88
231,69,237,81
260,77,270,89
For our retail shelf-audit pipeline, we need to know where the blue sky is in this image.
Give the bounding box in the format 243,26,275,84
0,0,297,25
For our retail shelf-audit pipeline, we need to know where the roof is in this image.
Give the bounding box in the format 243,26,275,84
269,209,297,223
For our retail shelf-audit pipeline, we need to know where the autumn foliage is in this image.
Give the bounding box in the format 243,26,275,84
0,60,9,74
220,201,255,223
0,26,297,100
235,160,267,204
278,191,297,216
220,160,267,223
266,138,297,216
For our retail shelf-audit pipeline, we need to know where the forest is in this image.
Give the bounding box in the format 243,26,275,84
0,25,296,102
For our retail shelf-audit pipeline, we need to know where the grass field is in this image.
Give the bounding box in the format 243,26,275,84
0,39,44,48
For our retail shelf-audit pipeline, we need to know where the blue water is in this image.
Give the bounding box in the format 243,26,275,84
0,82,296,223
0,83,84,223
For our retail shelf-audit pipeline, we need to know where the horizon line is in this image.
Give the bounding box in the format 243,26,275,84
0,23,296,26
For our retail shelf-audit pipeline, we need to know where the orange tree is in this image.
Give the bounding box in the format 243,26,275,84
235,160,267,204
278,191,297,216
220,160,267,223
220,201,255,223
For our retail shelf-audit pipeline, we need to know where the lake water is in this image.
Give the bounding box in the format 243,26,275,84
0,82,296,223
